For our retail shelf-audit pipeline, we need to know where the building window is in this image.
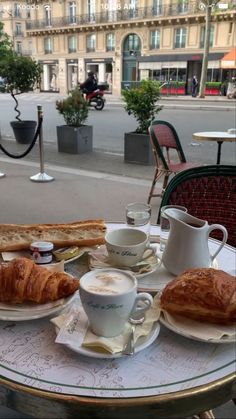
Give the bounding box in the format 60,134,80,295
125,33,141,52
45,5,52,27
44,37,53,54
15,23,22,35
174,27,187,48
86,34,96,52
228,22,233,44
14,3,21,17
129,0,138,19
16,42,22,54
150,30,160,49
200,26,214,48
153,0,162,16
69,1,76,24
107,0,117,22
88,0,96,22
106,33,115,51
177,0,189,14
68,35,77,53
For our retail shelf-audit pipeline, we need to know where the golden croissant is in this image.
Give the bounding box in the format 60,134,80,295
0,258,80,304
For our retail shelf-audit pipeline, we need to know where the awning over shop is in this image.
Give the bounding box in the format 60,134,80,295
139,61,186,70
221,48,236,69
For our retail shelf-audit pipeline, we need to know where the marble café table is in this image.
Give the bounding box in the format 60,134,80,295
0,223,235,419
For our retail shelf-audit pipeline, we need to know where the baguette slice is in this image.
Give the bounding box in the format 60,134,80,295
0,219,106,251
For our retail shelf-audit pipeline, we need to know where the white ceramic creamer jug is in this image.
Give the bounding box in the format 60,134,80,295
162,209,228,275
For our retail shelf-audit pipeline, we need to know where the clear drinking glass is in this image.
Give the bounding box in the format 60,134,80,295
126,202,152,236
160,205,187,251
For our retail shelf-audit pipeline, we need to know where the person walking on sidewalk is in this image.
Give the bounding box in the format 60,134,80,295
191,75,198,97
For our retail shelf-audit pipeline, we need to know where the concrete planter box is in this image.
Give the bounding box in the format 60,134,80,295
124,132,154,165
57,125,93,154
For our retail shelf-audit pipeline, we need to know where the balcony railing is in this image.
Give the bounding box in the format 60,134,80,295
14,31,24,37
26,1,235,31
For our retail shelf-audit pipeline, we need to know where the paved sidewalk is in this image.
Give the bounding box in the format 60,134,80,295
0,143,235,419
0,94,235,419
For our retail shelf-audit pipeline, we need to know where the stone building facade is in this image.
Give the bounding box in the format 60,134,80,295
0,0,235,94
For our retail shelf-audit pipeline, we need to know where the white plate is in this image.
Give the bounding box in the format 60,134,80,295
1,250,84,265
0,293,77,321
137,256,219,293
160,313,236,344
55,322,160,359
88,244,161,279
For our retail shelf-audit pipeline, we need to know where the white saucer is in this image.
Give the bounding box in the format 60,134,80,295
0,294,76,321
88,244,161,279
160,313,236,344
55,321,160,359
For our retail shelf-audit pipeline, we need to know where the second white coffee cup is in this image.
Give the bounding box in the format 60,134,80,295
105,228,150,267
79,268,153,337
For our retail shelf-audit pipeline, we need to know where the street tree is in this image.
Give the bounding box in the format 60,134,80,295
198,1,221,98
0,21,13,61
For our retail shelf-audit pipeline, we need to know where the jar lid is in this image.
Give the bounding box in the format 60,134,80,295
30,241,54,251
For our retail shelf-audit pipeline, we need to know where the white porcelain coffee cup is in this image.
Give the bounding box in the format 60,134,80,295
79,268,153,337
105,228,151,267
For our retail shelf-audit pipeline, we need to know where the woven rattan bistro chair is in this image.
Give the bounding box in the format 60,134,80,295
147,120,201,204
158,165,236,248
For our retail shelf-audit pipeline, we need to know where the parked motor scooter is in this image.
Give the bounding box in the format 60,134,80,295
80,83,109,110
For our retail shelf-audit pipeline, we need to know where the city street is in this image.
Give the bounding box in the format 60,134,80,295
0,92,235,165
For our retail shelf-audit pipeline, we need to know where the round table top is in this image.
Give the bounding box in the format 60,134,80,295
193,131,236,142
0,224,235,418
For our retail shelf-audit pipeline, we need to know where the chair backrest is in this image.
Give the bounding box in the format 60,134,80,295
149,120,186,170
158,165,236,247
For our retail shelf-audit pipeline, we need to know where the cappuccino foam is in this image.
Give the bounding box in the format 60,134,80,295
82,271,133,295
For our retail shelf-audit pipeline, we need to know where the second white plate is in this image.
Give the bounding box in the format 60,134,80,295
160,313,236,344
0,293,77,321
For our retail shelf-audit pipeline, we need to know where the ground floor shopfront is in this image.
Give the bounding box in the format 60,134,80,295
39,57,113,94
38,53,232,96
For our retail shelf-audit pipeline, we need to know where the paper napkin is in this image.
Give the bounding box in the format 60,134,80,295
51,295,161,354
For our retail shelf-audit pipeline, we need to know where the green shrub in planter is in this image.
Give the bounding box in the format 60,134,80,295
0,54,41,143
56,87,89,127
56,87,92,154
121,79,162,134
121,80,162,165
0,55,41,121
205,82,222,89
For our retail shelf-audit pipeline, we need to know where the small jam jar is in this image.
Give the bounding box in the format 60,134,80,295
30,241,54,264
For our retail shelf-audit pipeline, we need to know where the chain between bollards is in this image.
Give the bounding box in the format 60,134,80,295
0,126,6,178
30,105,54,182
